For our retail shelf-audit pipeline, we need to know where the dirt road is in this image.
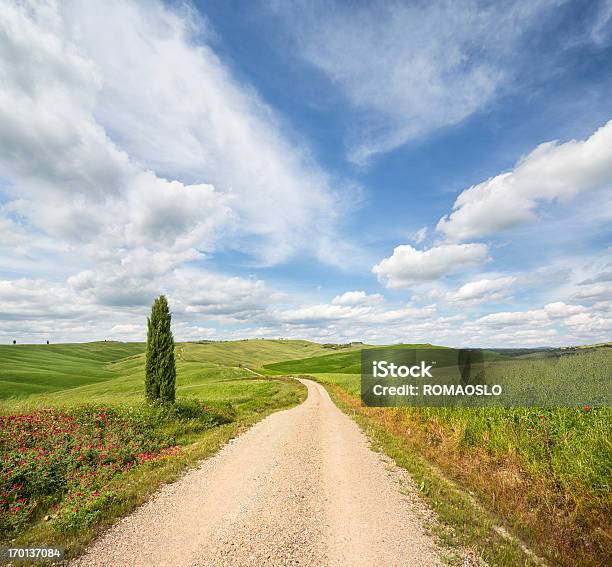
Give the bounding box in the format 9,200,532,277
72,379,443,566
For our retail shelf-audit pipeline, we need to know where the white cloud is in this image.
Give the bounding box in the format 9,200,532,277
476,309,550,328
271,0,555,163
0,269,279,343
0,0,233,263
437,120,612,240
1,0,610,349
2,271,609,347
0,279,87,320
0,0,365,342
276,304,359,324
412,227,428,245
372,243,489,288
543,301,588,318
124,175,231,250
331,291,383,306
275,293,434,328
269,296,611,347
175,272,274,324
564,310,611,333
446,276,516,304
109,324,144,336
470,301,611,341
55,0,346,265
0,0,350,291
579,270,612,285
574,283,612,301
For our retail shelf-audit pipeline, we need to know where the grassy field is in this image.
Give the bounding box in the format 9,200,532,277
180,338,363,368
0,340,330,413
262,343,439,375
0,340,310,558
0,342,145,399
1,340,610,566
270,347,611,567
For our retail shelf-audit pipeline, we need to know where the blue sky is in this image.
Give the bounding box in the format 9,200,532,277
0,0,611,346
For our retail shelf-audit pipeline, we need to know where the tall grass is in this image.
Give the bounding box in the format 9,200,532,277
312,349,612,567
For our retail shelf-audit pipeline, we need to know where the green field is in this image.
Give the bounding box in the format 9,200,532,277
0,339,312,556
261,343,441,375
181,339,362,368
282,346,611,567
1,339,610,566
0,340,335,413
0,342,145,399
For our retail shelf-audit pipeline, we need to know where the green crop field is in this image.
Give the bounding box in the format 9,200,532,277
261,343,439,375
283,346,611,567
263,349,364,375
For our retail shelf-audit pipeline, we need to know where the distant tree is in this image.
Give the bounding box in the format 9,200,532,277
145,295,176,403
12,340,16,345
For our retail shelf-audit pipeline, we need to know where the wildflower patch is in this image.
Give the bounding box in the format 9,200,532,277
0,401,231,537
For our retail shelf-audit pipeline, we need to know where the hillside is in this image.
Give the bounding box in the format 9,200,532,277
181,339,364,368
0,342,145,399
0,339,350,411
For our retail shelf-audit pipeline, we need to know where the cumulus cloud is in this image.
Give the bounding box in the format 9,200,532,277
0,268,279,343
372,243,489,288
471,301,611,338
1,0,610,349
271,297,610,347
55,0,345,264
564,310,611,333
437,121,612,240
0,0,349,290
331,291,383,306
573,284,612,301
0,0,235,264
476,309,550,328
446,276,516,304
275,295,435,330
0,0,364,342
175,272,274,324
544,301,588,318
0,279,87,320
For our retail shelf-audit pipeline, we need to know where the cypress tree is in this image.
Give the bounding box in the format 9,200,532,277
157,296,176,403
145,295,176,403
145,298,160,401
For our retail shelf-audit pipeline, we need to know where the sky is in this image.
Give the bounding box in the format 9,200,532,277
0,0,611,347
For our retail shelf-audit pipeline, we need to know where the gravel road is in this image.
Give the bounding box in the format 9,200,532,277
72,379,444,567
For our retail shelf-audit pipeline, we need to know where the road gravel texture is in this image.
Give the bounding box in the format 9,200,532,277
72,379,446,566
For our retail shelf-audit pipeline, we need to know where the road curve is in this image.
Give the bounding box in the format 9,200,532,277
72,379,443,567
